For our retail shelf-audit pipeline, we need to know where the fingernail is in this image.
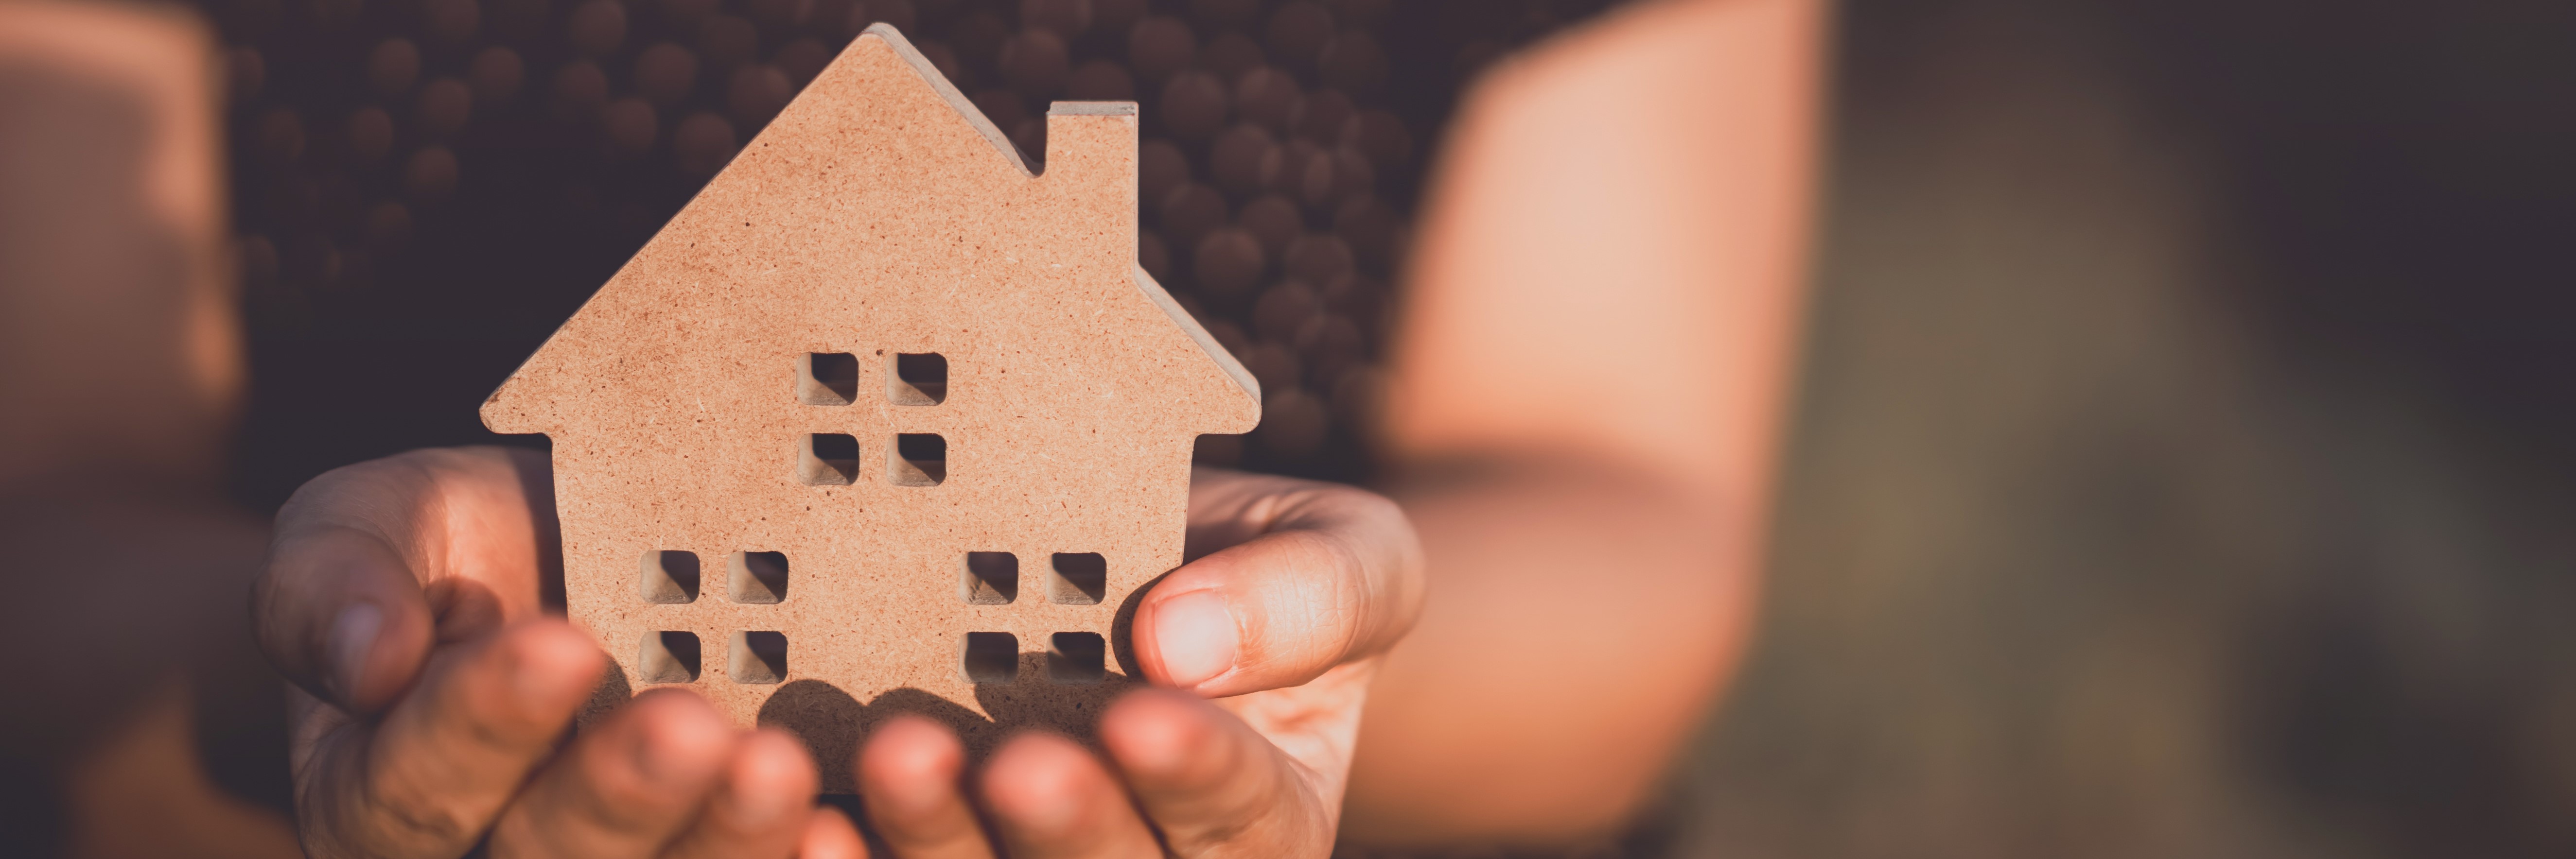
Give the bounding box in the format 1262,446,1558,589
329,602,383,702
1152,590,1238,688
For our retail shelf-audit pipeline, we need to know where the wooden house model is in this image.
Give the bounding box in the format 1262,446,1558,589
480,24,1259,785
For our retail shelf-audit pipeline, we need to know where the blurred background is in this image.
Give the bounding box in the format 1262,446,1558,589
6,0,2576,855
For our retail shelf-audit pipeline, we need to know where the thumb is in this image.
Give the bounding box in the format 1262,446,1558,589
252,523,437,713
1132,483,1422,696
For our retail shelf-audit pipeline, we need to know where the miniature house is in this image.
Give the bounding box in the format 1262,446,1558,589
481,24,1259,786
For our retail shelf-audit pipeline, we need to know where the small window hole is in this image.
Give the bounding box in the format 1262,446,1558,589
728,550,790,603
1049,632,1106,683
799,352,859,405
638,550,701,603
963,632,1017,684
888,352,948,405
1049,552,1105,605
639,631,701,684
890,433,946,486
799,433,859,485
963,552,1018,604
729,631,789,684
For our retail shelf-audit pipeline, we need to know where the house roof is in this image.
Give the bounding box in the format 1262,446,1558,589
482,24,1258,438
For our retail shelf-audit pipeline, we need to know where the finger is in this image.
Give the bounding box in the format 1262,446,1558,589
977,733,1161,859
1099,689,1332,857
487,688,740,858
254,446,558,711
296,618,605,858
658,729,821,859
1139,469,1425,695
798,806,868,859
854,716,992,859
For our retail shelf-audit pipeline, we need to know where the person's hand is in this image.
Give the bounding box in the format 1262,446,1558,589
851,466,1424,857
253,447,862,858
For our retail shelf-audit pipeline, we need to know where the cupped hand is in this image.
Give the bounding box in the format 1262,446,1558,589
253,447,859,858
253,449,1421,858
852,467,1425,858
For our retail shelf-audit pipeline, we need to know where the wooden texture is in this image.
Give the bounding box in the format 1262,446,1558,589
483,24,1259,789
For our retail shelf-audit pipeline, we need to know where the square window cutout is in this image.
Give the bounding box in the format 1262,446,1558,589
1050,553,1105,604
1049,632,1106,683
638,550,701,603
890,433,946,486
799,352,858,406
963,632,1017,684
963,552,1017,604
888,352,947,405
729,631,788,684
729,550,789,603
640,631,701,684
799,433,858,485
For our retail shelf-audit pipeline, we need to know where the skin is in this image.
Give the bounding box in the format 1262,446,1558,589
252,448,1421,857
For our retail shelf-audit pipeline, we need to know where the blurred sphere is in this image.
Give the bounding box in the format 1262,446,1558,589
971,89,1028,130
415,78,474,137
405,146,461,201
226,47,265,103
366,200,413,253
665,0,719,28
776,38,831,85
1332,195,1400,269
1264,2,1333,69
1139,230,1170,281
1319,270,1382,321
469,47,525,103
673,112,738,175
1330,365,1384,438
999,30,1069,96
1318,32,1387,95
952,12,1009,68
1160,71,1227,140
1296,88,1352,143
490,0,549,42
1297,147,1336,205
346,107,394,162
1158,182,1226,249
697,16,758,76
1327,0,1390,26
1297,313,1364,386
1019,0,1091,37
1327,146,1375,203
635,43,700,105
1187,0,1258,31
1233,67,1301,134
1256,387,1330,456
368,39,421,97
915,41,967,87
552,61,610,121
1193,228,1265,301
568,0,628,56
1092,0,1146,32
729,65,794,127
422,0,481,43
602,96,658,153
1139,138,1190,204
1199,32,1264,82
256,107,304,164
1283,233,1353,283
1341,109,1412,170
1242,342,1299,395
1066,60,1134,101
1261,138,1319,195
743,0,810,29
1210,124,1275,196
1127,17,1195,83
1237,194,1300,257
1253,279,1318,342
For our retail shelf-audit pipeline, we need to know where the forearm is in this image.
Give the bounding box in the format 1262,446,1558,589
1338,462,1757,845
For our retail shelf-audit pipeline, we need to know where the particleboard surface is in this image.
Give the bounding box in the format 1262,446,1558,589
482,24,1260,790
